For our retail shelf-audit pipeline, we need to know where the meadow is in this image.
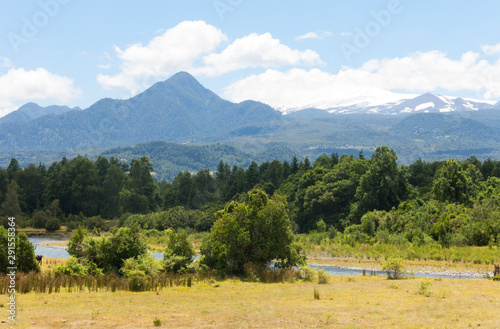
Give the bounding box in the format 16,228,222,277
4,275,499,328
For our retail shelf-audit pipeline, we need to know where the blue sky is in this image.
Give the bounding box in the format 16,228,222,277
1,0,500,116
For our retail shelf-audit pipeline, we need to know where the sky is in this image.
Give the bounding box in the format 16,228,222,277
1,0,500,116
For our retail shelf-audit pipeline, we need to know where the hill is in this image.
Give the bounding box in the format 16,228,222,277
0,72,282,152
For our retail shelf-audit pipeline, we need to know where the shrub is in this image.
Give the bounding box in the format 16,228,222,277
317,269,329,284
53,257,88,276
299,266,316,282
418,281,432,297
162,231,195,273
382,258,406,279
313,288,320,300
45,218,61,231
153,318,162,327
121,253,162,277
127,269,149,292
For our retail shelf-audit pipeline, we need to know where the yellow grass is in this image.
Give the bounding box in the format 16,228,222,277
6,276,500,328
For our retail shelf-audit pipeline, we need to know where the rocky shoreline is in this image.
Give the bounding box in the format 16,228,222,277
309,263,493,279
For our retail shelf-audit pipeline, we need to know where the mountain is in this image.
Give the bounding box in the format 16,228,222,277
0,102,81,125
281,92,496,115
0,72,282,152
286,108,333,119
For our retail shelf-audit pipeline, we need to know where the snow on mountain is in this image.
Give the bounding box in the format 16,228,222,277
280,92,497,115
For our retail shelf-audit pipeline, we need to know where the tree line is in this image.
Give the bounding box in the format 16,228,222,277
1,146,500,246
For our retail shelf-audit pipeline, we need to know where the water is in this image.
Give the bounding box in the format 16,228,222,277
309,264,482,279
30,237,70,259
29,238,482,279
29,238,163,260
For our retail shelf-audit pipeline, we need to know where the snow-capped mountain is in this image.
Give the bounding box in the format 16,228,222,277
281,92,497,115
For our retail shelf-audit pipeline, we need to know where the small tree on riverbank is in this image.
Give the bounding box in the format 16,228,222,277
201,189,305,274
382,258,406,279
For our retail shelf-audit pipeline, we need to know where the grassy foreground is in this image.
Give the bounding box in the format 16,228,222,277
6,276,500,328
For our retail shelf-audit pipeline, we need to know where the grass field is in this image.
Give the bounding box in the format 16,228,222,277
5,275,500,328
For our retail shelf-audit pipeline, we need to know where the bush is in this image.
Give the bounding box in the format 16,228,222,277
162,231,195,273
299,266,316,282
418,280,432,297
317,269,329,284
382,258,406,279
45,218,61,231
53,257,87,276
127,269,149,292
121,253,162,277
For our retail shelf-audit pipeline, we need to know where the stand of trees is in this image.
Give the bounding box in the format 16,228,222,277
1,146,500,247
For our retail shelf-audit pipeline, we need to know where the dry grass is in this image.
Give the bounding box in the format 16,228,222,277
7,276,500,328
40,257,67,273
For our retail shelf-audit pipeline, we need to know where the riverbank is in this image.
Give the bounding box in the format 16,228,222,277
308,256,496,278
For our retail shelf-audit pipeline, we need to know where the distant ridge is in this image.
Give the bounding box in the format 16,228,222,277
0,72,282,152
0,102,81,125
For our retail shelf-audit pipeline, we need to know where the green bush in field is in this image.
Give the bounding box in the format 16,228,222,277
317,269,329,284
162,230,195,273
382,258,406,279
126,269,149,292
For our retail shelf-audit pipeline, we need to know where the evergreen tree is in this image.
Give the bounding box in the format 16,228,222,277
0,180,22,224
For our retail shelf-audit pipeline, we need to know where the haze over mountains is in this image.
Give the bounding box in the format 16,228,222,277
1,71,499,178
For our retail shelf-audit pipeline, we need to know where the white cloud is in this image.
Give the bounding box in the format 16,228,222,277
296,32,321,40
224,46,500,111
98,21,322,93
97,21,228,94
223,68,409,112
0,58,13,69
97,63,111,69
296,31,332,41
482,44,500,56
0,67,81,117
199,33,322,76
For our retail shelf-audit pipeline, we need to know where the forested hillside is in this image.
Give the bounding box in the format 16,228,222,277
2,146,500,247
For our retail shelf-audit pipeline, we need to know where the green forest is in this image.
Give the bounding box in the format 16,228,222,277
1,145,500,248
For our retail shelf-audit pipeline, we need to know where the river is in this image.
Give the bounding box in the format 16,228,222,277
29,238,485,279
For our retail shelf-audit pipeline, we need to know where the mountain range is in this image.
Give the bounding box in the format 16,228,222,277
0,71,499,178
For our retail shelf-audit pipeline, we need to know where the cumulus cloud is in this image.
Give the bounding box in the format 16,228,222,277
199,33,322,76
98,21,322,94
97,21,228,94
0,67,81,117
223,68,409,112
224,45,500,111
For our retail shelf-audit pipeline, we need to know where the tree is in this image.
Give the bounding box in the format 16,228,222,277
101,164,127,218
45,217,61,231
68,224,147,273
128,157,158,212
162,231,195,273
0,228,40,273
432,159,481,206
290,156,299,174
353,146,410,218
201,189,305,274
0,180,23,224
